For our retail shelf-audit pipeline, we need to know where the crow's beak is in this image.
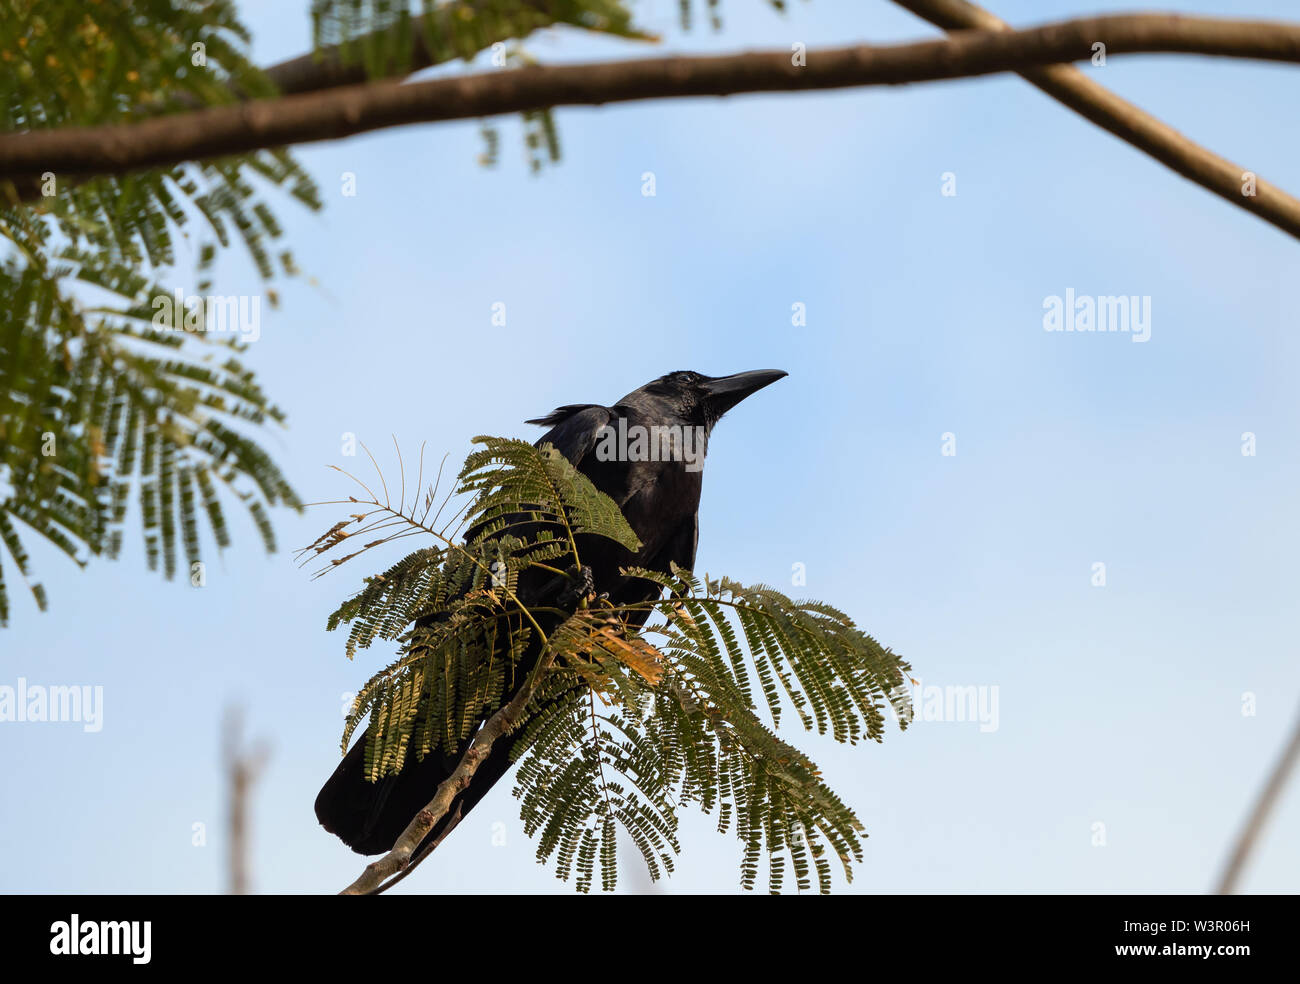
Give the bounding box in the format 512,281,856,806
701,369,788,415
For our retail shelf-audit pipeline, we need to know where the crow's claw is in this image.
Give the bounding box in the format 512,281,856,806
559,564,596,606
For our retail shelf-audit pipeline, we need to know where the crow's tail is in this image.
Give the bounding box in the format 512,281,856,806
314,735,516,856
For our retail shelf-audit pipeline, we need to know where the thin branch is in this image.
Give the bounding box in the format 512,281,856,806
360,442,391,508
588,689,617,821
369,802,465,895
327,462,380,507
425,453,455,528
339,649,553,895
6,13,1300,243
393,436,406,515
1215,700,1300,894
893,0,1300,240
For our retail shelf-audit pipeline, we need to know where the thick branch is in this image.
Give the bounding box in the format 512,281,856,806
893,0,1300,240
339,650,553,895
6,13,1300,225
2,6,613,202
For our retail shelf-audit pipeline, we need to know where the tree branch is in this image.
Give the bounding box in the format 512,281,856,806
338,649,554,895
222,705,269,896
1215,700,1300,894
892,0,1300,241
2,4,627,202
7,12,1300,243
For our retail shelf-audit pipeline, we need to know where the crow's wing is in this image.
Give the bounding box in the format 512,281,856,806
529,404,612,465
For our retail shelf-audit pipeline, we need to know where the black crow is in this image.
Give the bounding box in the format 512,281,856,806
314,369,787,857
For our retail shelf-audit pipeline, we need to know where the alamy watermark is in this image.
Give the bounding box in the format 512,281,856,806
0,678,103,732
151,287,261,343
594,420,708,472
891,679,1000,733
1043,288,1151,343
50,915,150,964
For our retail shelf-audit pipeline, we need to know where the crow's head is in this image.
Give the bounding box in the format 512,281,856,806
624,369,787,430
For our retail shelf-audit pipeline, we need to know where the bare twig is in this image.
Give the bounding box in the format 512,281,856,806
892,0,1300,241
7,12,1300,242
222,705,270,896
1215,700,1300,894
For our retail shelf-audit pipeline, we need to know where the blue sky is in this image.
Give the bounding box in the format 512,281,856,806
3,0,1299,894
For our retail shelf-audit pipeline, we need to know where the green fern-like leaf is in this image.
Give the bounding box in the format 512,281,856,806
313,436,912,893
0,1,315,624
